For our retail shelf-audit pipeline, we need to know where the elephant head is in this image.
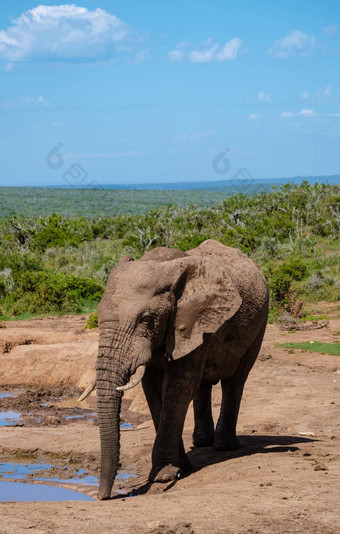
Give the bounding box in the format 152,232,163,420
96,249,242,500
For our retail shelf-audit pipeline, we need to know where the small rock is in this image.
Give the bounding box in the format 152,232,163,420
298,431,315,437
259,353,272,361
147,521,164,530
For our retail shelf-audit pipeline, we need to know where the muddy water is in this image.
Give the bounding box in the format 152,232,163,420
0,481,93,501
0,459,136,502
0,460,98,485
0,390,25,399
0,410,22,426
0,390,23,426
0,461,127,502
0,388,137,501
0,388,98,427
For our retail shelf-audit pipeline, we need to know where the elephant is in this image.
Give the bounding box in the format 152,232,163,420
94,239,269,500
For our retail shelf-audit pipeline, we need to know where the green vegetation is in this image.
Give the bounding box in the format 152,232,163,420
0,184,272,218
278,341,340,356
0,182,339,319
86,312,99,329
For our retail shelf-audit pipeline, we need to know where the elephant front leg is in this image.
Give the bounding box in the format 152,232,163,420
193,379,215,447
142,362,163,432
149,389,192,483
149,353,205,483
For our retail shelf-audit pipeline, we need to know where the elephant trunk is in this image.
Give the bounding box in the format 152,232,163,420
97,389,121,500
96,324,131,500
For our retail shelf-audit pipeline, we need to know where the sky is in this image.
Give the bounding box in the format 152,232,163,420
0,0,339,186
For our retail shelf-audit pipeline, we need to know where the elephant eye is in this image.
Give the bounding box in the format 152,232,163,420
140,312,154,327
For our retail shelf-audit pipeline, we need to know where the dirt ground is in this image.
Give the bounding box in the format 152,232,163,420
0,306,339,534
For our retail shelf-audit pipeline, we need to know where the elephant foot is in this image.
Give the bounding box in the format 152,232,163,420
214,434,240,451
179,452,192,473
193,428,215,448
149,464,183,483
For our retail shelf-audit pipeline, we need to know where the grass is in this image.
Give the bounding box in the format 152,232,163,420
301,314,328,321
277,341,340,356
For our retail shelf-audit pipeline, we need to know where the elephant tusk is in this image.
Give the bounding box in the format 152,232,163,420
78,381,96,402
116,365,146,392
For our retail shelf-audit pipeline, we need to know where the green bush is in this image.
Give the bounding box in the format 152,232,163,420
4,271,103,315
0,277,6,299
86,312,98,329
270,258,307,304
32,214,90,252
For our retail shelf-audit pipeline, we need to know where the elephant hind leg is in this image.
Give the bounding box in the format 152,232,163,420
193,379,215,447
215,322,266,451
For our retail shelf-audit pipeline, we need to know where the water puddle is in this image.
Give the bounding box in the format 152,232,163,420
0,460,135,485
65,413,96,421
0,481,93,502
0,390,24,399
0,461,98,485
121,422,133,430
0,388,133,431
0,410,22,426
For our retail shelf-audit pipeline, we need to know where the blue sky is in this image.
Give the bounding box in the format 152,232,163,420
0,1,339,186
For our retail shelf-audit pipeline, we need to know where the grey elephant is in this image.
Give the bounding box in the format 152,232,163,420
94,239,269,500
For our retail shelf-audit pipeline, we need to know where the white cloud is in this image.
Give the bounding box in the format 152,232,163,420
169,38,243,63
248,113,260,120
301,86,335,102
133,49,151,64
268,30,315,58
298,108,315,116
2,95,49,109
316,86,332,98
257,91,272,103
281,108,340,118
4,62,14,71
324,24,339,36
189,44,219,63
281,109,315,118
168,49,183,62
0,4,130,62
281,112,293,118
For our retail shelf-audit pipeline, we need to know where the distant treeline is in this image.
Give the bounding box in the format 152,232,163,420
0,183,276,218
0,182,339,319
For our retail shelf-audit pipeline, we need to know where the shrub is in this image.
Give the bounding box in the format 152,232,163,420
5,271,103,315
0,278,6,299
305,272,325,292
270,257,307,305
86,312,98,329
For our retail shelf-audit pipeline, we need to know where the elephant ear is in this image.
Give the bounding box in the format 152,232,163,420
166,257,242,360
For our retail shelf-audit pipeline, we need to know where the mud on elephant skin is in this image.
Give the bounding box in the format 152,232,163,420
91,239,269,500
